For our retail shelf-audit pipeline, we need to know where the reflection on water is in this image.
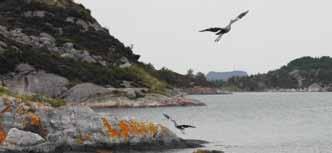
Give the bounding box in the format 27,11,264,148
95,92,332,153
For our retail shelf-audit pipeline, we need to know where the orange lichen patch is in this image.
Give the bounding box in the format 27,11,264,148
28,112,41,126
128,120,147,135
0,128,6,144
119,120,129,138
127,120,141,135
102,118,120,138
145,122,159,137
123,120,160,138
102,118,160,140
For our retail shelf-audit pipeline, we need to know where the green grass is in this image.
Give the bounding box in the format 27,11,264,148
0,86,12,96
0,86,65,107
19,95,66,107
124,65,167,94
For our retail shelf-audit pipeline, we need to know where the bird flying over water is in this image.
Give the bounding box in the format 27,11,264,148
200,10,249,42
163,113,196,134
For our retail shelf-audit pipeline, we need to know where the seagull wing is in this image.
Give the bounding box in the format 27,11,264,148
231,10,250,24
163,113,171,120
180,125,196,128
199,27,223,33
237,10,249,19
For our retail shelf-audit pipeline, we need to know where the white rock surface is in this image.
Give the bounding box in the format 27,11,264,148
4,128,45,146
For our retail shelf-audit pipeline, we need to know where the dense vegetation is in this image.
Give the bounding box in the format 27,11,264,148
223,56,332,91
138,64,214,88
0,48,164,90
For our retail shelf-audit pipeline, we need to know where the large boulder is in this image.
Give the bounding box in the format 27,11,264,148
308,83,323,92
63,83,112,103
15,63,35,74
3,64,69,98
4,128,45,146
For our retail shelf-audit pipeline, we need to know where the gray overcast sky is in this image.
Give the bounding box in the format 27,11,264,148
75,0,332,75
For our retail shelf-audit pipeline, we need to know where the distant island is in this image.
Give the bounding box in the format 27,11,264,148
207,71,248,81
222,56,332,92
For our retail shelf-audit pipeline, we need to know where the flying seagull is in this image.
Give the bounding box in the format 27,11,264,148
200,10,249,42
163,113,196,134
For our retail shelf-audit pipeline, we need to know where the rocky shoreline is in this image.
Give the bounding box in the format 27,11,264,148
0,93,206,153
185,87,232,95
84,94,206,109
0,64,206,109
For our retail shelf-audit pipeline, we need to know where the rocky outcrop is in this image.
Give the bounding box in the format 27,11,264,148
308,83,323,92
63,83,112,103
0,25,107,65
3,64,69,98
65,16,105,32
0,95,202,153
0,0,139,67
1,64,206,108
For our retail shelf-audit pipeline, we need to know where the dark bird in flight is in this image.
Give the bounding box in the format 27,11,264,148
163,113,196,134
200,10,249,42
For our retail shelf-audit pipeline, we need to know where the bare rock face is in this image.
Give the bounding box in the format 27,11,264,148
308,83,323,92
15,63,35,74
4,128,45,146
23,10,47,18
4,64,69,98
64,83,112,103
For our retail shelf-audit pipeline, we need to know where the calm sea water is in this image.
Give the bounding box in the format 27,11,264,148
96,92,332,153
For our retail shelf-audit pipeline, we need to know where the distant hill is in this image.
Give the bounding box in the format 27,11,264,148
207,71,248,81
224,56,332,91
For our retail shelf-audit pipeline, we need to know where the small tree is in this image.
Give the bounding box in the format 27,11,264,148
195,72,207,81
186,69,194,78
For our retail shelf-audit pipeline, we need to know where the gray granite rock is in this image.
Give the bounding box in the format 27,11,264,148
23,10,47,18
4,128,45,146
4,65,69,98
64,83,112,103
0,25,105,65
15,64,35,74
